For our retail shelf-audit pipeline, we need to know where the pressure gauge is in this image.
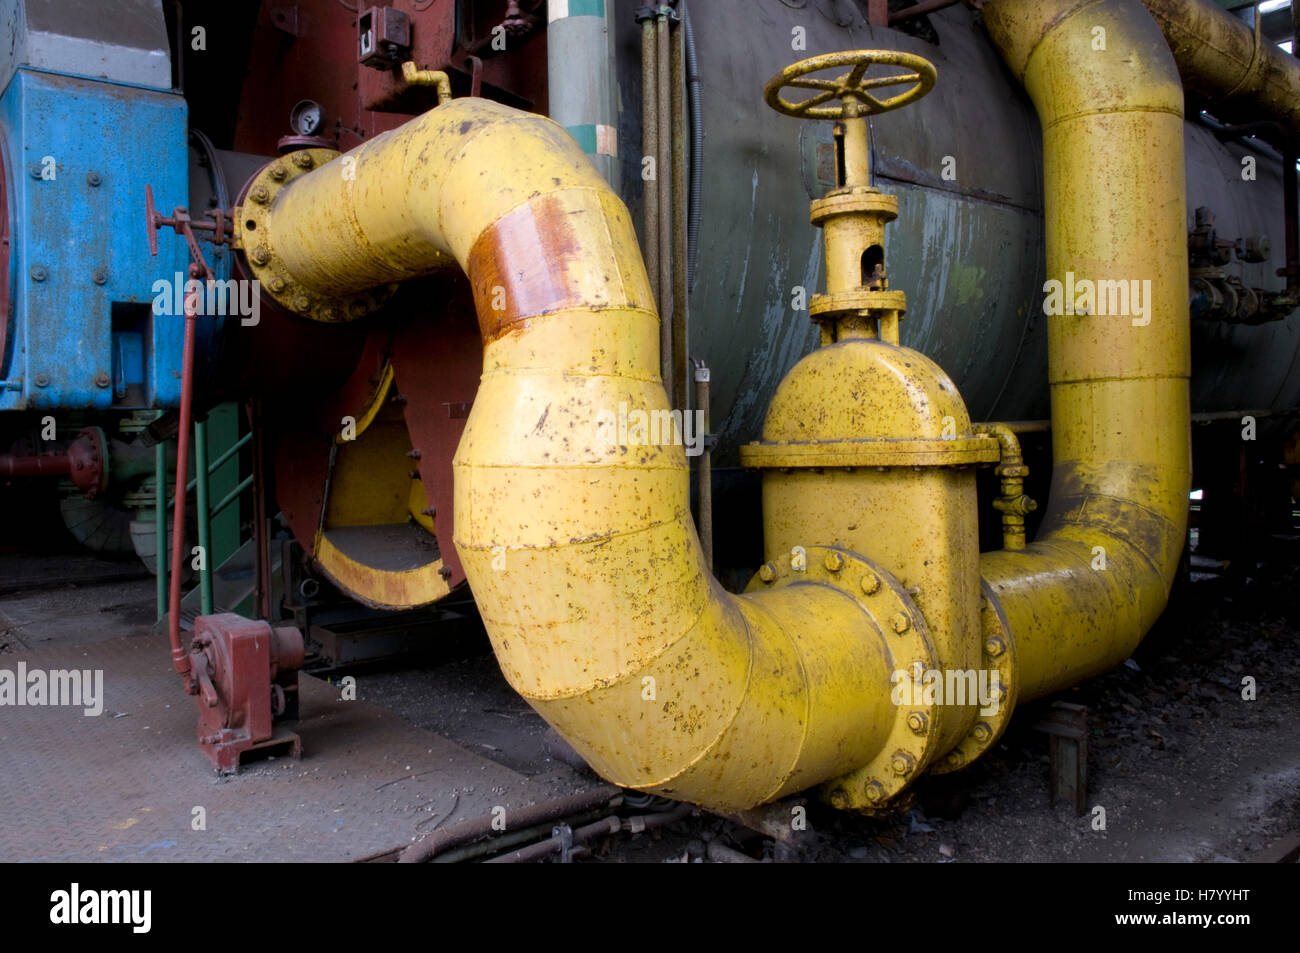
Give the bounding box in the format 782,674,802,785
289,100,325,137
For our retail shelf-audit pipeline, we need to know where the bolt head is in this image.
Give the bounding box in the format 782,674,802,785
823,551,845,572
292,151,315,169
828,789,851,810
94,372,111,388
864,780,887,804
92,267,108,285
30,265,47,282
269,164,287,181
860,571,881,594
250,246,271,266
268,276,286,293
292,295,311,312
86,171,102,187
906,711,928,734
984,636,1006,658
758,563,775,583
250,185,271,204
972,721,992,743
891,612,910,634
34,373,50,388
891,750,915,776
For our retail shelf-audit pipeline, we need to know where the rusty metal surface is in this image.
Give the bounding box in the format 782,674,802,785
322,523,440,572
390,281,483,590
231,0,545,161
0,630,586,862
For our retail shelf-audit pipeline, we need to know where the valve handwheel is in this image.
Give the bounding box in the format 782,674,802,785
765,50,936,120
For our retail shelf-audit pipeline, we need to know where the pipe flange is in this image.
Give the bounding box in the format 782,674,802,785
930,579,1019,774
809,188,898,227
67,427,109,500
809,288,907,320
236,149,396,324
740,434,1002,469
746,544,940,812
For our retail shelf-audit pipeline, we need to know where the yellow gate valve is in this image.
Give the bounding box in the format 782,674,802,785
745,52,1005,807
764,51,935,345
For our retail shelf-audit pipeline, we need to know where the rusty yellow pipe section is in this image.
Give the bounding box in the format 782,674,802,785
249,97,928,812
980,0,1191,702
1141,0,1300,131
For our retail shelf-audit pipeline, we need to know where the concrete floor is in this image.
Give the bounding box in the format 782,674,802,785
0,557,594,863
3,542,1298,864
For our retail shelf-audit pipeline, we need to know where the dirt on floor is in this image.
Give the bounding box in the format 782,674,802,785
580,539,1300,864
4,532,1297,863
348,534,1300,863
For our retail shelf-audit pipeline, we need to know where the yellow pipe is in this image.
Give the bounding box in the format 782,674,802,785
977,423,1036,552
401,61,452,105
1141,0,1300,132
980,0,1191,701
255,97,920,812
253,2,1193,807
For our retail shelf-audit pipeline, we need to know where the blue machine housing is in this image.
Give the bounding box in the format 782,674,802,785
0,67,193,411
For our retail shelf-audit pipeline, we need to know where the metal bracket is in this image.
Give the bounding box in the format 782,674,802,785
553,823,575,863
145,184,230,280
1034,700,1089,816
269,5,300,37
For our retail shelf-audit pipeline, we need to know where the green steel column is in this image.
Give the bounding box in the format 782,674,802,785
205,403,241,578
194,417,213,616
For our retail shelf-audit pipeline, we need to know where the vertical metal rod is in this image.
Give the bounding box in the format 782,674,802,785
694,360,712,573
671,12,689,416
155,434,168,622
1283,137,1298,294
656,11,673,401
195,417,213,616
249,398,271,620
167,273,198,683
641,17,660,310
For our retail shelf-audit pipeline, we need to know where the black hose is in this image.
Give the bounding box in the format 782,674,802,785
683,0,703,289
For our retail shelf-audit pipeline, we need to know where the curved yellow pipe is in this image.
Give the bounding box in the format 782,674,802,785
980,0,1191,700
1141,0,1300,132
254,99,908,812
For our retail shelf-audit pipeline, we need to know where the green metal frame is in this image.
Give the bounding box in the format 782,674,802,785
154,403,248,620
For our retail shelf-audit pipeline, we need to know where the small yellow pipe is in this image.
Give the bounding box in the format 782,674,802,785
977,423,1036,552
981,0,1191,701
401,61,452,105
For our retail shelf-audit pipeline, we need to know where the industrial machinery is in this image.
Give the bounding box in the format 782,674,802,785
1,0,1298,807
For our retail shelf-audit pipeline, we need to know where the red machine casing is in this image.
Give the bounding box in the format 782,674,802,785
190,613,305,774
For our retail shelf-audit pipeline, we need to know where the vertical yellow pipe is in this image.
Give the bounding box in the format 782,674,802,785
980,0,1191,700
